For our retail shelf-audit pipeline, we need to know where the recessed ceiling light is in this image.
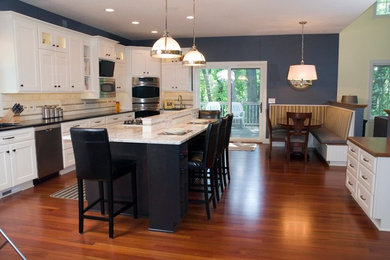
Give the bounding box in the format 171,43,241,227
151,30,158,34
105,8,115,12
186,15,194,20
132,21,140,25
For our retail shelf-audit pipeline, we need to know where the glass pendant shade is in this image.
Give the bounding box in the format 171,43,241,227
151,0,182,59
288,21,317,89
183,46,206,66
151,34,182,59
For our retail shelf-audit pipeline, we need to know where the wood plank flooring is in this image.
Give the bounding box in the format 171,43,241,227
1,145,390,259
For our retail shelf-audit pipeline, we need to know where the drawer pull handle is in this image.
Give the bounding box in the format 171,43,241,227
3,136,15,140
73,124,80,128
349,163,354,168
360,195,366,201
361,175,368,180
363,158,369,163
94,121,101,124
351,149,356,153
348,181,353,186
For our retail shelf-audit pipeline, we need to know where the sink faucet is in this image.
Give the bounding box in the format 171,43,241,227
178,95,183,109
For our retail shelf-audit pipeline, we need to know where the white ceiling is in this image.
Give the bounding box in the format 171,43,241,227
20,0,376,40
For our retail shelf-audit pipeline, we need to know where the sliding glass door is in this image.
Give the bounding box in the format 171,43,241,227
194,62,267,142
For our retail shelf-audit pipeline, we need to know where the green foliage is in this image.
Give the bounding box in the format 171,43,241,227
371,65,390,117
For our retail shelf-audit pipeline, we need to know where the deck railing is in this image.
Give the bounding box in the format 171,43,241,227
200,102,260,126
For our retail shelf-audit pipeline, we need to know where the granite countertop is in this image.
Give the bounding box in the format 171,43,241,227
348,137,390,157
0,110,134,132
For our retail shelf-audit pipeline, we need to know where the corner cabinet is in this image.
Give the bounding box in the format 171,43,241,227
0,128,37,196
130,47,161,77
346,138,390,231
0,12,40,93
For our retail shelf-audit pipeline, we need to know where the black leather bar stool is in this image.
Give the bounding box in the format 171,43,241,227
70,128,137,238
214,116,228,200
222,114,233,182
199,110,220,119
188,120,220,219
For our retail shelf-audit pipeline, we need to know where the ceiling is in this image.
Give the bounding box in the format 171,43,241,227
20,0,376,40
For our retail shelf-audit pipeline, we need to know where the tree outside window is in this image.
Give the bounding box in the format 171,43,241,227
371,65,390,117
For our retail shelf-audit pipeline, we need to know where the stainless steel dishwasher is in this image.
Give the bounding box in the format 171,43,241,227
34,124,63,184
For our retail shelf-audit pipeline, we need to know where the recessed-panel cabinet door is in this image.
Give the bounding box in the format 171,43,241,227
9,140,37,186
14,18,40,92
55,52,69,92
39,49,56,92
69,36,84,92
0,146,12,191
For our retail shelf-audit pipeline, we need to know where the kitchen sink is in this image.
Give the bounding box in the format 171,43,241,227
0,123,19,128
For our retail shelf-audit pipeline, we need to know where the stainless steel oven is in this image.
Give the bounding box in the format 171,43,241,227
100,77,116,98
132,77,160,113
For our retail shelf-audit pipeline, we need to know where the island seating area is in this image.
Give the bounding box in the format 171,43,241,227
269,104,355,166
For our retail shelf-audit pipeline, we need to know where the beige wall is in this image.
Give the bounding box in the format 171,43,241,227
338,5,390,118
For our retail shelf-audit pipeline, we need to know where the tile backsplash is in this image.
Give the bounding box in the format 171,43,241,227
0,93,116,120
161,91,193,109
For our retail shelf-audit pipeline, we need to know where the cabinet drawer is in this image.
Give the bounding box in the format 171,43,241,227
346,170,357,198
106,115,123,125
358,164,375,193
89,117,106,127
359,149,376,173
347,141,359,160
0,128,34,145
122,113,135,120
346,155,358,178
63,147,75,168
356,183,373,218
61,120,89,134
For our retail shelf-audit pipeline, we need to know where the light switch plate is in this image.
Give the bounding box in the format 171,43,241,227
268,98,276,104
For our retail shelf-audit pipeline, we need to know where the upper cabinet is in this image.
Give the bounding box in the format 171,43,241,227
0,12,40,93
38,25,68,53
115,44,125,63
39,49,69,92
96,36,117,60
161,50,191,92
130,47,161,77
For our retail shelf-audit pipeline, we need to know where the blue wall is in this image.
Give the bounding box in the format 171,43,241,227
135,34,339,105
0,0,133,45
2,1,339,105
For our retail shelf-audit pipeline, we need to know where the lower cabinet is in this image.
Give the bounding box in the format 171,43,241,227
0,128,37,195
346,140,390,231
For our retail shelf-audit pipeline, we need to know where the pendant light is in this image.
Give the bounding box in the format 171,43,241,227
151,0,182,59
182,0,206,66
287,21,317,89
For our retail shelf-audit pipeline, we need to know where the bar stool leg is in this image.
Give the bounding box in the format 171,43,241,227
107,181,114,238
225,148,231,181
131,169,138,219
203,169,211,220
98,181,105,215
77,179,84,234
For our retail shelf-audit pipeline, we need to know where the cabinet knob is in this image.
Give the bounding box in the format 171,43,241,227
54,85,57,88
58,85,61,88
20,84,24,87
12,149,16,152
56,45,59,47
72,85,74,88
6,151,10,154
52,44,56,47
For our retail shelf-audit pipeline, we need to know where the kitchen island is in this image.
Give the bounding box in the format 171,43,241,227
84,108,208,232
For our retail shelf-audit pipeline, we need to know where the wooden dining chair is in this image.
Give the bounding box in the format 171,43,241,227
266,108,287,158
285,112,312,162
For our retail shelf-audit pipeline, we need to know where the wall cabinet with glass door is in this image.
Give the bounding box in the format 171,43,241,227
38,25,68,53
0,12,40,93
130,47,161,77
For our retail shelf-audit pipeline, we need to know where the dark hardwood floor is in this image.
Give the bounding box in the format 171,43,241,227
1,145,390,259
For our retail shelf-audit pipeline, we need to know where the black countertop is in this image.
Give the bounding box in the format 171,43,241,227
0,110,134,132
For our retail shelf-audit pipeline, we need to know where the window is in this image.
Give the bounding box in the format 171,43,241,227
370,63,390,117
376,0,390,16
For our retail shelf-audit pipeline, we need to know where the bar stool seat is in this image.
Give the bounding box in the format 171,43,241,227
70,128,138,238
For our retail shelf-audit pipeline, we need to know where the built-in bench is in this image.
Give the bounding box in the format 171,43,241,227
270,104,354,166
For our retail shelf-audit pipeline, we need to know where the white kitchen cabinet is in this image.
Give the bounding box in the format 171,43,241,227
39,49,69,92
0,12,40,93
114,62,126,92
0,128,37,195
38,25,68,53
106,114,124,126
115,44,125,62
346,138,390,231
61,119,89,168
131,47,161,77
68,35,84,92
96,36,117,60
161,59,191,91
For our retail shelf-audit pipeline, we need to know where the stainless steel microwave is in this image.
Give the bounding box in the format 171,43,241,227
100,77,116,98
